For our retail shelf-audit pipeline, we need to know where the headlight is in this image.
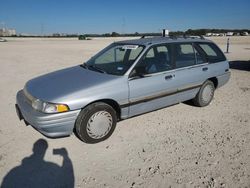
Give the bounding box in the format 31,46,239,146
24,87,69,113
44,103,69,113
32,99,69,113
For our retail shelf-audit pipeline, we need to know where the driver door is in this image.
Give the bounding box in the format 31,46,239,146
128,44,179,117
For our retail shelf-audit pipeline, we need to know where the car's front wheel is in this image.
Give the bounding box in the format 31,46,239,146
75,102,117,143
193,80,215,107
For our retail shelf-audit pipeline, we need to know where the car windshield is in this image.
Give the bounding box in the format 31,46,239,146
85,43,145,75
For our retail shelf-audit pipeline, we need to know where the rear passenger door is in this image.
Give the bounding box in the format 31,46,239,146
173,43,210,102
195,42,228,78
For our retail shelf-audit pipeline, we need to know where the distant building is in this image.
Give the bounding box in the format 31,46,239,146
0,28,16,36
8,29,16,36
219,33,226,36
0,28,6,36
206,32,227,37
226,32,234,36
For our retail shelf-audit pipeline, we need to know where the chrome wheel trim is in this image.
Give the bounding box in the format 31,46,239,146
202,84,213,104
86,111,113,139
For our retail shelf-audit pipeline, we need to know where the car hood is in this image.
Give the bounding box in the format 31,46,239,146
25,65,119,102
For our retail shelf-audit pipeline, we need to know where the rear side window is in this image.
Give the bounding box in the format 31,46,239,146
174,43,196,68
194,48,205,64
197,43,226,63
156,46,168,53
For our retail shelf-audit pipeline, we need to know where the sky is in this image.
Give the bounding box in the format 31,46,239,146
0,0,250,35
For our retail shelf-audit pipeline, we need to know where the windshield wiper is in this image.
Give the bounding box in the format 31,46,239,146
80,63,107,74
80,63,89,69
88,65,107,73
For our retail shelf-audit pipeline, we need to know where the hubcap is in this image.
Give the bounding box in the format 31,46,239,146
86,111,113,139
202,84,213,104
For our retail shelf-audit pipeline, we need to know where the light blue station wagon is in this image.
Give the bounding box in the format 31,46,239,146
16,36,230,143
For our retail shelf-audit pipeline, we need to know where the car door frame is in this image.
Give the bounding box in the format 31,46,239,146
171,41,212,102
124,43,181,117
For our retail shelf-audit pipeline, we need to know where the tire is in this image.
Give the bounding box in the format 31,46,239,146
192,80,215,107
75,102,117,143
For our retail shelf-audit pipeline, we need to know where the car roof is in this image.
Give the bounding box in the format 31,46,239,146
116,36,212,46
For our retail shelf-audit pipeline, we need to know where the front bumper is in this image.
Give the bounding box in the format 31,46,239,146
16,90,80,138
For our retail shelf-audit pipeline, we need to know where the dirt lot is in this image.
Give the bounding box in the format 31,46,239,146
0,36,249,188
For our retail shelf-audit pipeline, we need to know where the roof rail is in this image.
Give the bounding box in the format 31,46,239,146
140,35,162,39
169,35,177,40
169,35,205,40
190,35,205,39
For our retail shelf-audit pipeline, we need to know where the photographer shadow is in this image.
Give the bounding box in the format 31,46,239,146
1,139,74,188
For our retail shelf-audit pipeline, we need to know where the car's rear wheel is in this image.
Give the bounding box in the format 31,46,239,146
75,102,117,143
193,80,215,107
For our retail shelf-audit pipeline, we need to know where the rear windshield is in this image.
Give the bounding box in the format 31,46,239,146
196,42,226,63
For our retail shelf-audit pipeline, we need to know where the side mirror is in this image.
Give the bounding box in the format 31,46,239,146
130,66,147,78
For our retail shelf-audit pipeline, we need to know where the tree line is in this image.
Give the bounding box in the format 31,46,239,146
77,29,250,38
4,29,250,38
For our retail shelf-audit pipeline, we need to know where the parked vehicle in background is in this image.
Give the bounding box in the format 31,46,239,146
16,36,230,143
226,32,234,36
0,38,7,42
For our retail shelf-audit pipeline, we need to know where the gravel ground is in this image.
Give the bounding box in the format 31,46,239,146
0,37,249,188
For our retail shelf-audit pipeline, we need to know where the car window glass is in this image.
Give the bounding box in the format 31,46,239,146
133,44,173,75
87,44,144,75
156,46,168,52
181,44,193,54
194,48,205,64
145,48,155,58
198,43,226,63
95,47,126,64
175,44,195,68
129,46,144,60
199,44,217,56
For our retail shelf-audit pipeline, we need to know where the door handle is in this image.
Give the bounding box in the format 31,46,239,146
202,67,208,71
165,75,173,80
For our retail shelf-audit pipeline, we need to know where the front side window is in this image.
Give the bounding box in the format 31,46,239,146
86,43,144,75
145,48,155,58
175,43,196,68
131,44,173,76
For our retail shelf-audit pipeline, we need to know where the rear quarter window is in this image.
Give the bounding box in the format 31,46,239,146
197,43,226,63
